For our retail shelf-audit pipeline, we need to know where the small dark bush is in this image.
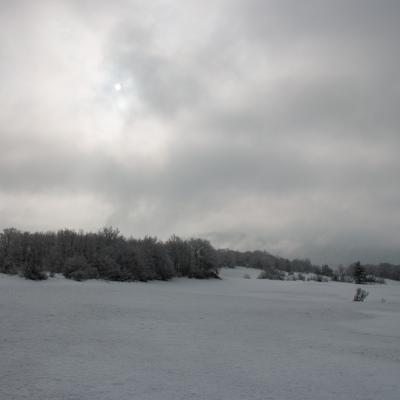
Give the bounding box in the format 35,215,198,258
189,271,221,279
309,274,328,282
258,269,285,280
23,265,48,281
64,255,92,280
69,267,98,281
353,288,369,302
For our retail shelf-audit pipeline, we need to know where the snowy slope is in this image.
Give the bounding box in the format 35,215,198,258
0,271,399,400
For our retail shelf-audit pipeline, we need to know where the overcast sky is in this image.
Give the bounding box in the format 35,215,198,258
1,0,399,265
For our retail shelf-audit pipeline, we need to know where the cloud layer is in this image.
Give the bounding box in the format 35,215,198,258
1,0,400,265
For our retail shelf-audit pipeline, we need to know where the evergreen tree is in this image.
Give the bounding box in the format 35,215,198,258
353,261,367,284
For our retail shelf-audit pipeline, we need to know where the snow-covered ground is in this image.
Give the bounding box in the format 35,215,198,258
1,268,399,400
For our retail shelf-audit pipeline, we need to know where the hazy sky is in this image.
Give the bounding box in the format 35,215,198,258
1,0,399,265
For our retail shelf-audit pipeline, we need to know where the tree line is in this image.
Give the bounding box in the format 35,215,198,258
0,227,399,282
0,228,219,281
0,227,315,282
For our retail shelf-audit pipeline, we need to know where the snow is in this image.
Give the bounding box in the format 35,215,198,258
1,269,399,400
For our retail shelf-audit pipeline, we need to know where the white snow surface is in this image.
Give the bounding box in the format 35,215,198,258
1,269,399,400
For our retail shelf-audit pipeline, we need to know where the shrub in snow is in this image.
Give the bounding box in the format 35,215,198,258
353,288,369,302
64,255,98,281
298,273,306,281
1,258,18,275
189,270,221,279
309,274,325,282
69,267,98,282
363,274,386,284
258,269,285,280
23,264,48,281
243,273,251,279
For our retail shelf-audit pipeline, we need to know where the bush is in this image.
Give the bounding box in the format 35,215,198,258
364,274,386,284
258,269,285,280
1,258,19,275
63,255,98,281
23,265,48,281
69,267,98,281
309,274,329,282
189,270,221,279
243,273,251,279
353,288,369,302
298,273,306,281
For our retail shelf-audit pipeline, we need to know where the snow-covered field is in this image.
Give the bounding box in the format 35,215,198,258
1,268,399,400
